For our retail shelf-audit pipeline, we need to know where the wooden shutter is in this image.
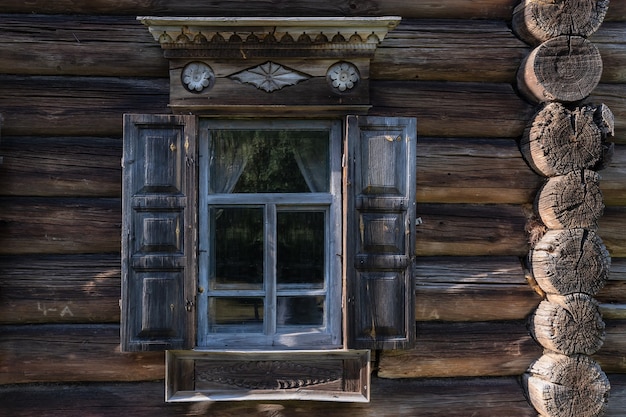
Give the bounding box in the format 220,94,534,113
121,114,197,352
346,116,416,350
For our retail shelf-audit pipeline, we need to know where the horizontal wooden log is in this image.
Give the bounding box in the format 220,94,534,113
379,320,626,379
590,22,626,83
0,15,167,78
416,137,542,204
1,254,622,325
3,1,626,21
0,75,169,137
0,3,531,19
598,206,626,257
0,134,542,204
601,143,626,206
2,16,625,85
370,80,536,138
0,136,122,197
0,197,120,255
379,321,541,378
0,322,570,382
0,76,538,138
0,254,121,324
415,203,530,257
0,200,623,261
0,378,540,417
0,324,163,384
1,322,624,383
594,320,626,373
3,75,626,142
415,256,540,321
589,84,626,144
373,20,527,83
0,135,621,207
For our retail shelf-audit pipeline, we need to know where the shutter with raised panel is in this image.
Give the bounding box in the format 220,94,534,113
121,114,197,352
346,116,417,350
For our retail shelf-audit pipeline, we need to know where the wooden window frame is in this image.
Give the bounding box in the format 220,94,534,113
121,113,416,402
196,119,344,350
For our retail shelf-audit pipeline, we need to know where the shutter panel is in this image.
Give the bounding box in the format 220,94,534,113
121,114,197,352
346,116,416,350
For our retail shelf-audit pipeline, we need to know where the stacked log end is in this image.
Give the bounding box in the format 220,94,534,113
513,1,614,416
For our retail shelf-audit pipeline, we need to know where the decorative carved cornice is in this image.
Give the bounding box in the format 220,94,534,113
138,16,400,116
138,16,400,58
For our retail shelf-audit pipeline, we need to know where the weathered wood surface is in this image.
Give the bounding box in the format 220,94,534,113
525,352,610,417
529,294,605,356
2,254,623,325
416,203,529,257
601,144,626,206
3,74,626,141
530,229,611,296
520,102,611,177
0,136,122,197
417,137,542,204
0,75,168,137
378,320,626,379
517,35,603,104
0,325,163,384
2,199,623,258
512,0,609,46
0,322,534,383
0,197,120,255
598,206,626,257
2,137,623,206
0,321,619,384
3,0,626,21
590,22,626,83
0,75,534,138
0,378,539,417
3,16,626,85
535,170,605,230
1,136,623,206
0,254,121,324
589,84,626,144
415,256,539,321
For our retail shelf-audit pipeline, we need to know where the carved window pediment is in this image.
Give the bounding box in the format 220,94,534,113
139,16,400,116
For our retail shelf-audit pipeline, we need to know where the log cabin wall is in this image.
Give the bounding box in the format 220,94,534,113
0,1,625,415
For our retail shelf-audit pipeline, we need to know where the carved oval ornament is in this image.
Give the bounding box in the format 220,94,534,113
327,61,359,92
182,62,215,93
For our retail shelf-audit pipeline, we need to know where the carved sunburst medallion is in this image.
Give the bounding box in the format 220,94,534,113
229,61,310,93
181,62,215,93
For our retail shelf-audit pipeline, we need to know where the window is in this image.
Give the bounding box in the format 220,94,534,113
123,14,414,403
121,114,416,401
121,114,416,353
197,120,343,349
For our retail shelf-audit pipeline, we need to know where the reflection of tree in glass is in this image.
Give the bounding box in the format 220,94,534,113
233,131,315,193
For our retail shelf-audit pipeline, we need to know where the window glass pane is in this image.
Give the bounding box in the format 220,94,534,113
209,130,329,193
277,296,324,326
277,211,325,288
210,297,264,332
213,207,263,290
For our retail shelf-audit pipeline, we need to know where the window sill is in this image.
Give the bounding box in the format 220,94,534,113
165,349,370,403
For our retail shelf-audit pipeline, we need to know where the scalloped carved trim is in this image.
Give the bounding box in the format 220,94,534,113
139,17,400,53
